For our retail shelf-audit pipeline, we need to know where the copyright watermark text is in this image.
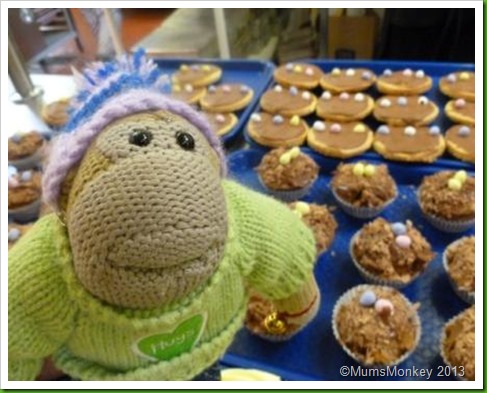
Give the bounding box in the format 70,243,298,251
339,365,465,379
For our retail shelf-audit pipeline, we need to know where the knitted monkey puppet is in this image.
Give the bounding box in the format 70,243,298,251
8,50,319,381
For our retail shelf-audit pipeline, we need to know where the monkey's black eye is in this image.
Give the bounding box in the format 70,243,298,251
176,131,195,150
129,129,152,146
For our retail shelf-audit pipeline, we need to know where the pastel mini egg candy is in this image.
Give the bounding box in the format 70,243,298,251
321,91,332,100
295,201,311,215
293,65,303,73
403,68,413,76
454,98,466,108
364,164,376,177
172,84,182,92
20,170,33,182
250,113,262,122
8,228,21,242
8,165,18,177
240,85,250,93
377,125,390,135
448,178,462,191
353,123,366,133
273,115,284,125
361,71,372,80
279,152,292,165
418,96,429,105
339,92,350,100
379,98,391,108
302,91,312,100
459,72,470,81
202,65,211,71
293,209,303,219
313,121,325,132
429,125,441,135
397,96,408,106
404,126,416,136
391,222,407,236
184,84,194,92
190,64,200,71
458,126,470,137
352,162,365,176
8,177,20,189
415,70,425,78
290,115,300,126
208,85,217,93
345,68,355,76
289,146,301,159
354,93,365,102
222,85,232,93
215,114,226,123
289,86,299,96
446,73,457,83
274,84,283,92
10,133,22,143
375,299,394,317
395,235,412,248
359,290,377,307
330,123,341,133
285,63,294,71
454,170,467,183
383,69,392,76
180,64,189,71
305,67,314,76
331,67,341,76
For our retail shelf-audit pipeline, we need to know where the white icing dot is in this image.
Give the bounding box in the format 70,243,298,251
403,68,413,76
215,114,225,123
354,93,365,102
345,68,355,76
339,92,350,100
321,91,332,100
289,86,299,96
305,67,314,76
404,126,416,136
250,113,262,122
377,125,390,135
379,98,392,108
274,84,283,92
312,121,326,132
302,91,312,100
383,69,392,76
415,70,425,78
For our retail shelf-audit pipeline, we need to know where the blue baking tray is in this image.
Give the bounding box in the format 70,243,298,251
243,60,475,168
153,58,275,146
222,148,475,381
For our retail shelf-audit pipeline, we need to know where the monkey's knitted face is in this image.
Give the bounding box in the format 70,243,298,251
64,111,228,309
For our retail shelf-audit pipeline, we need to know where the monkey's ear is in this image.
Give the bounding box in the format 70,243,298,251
58,166,79,217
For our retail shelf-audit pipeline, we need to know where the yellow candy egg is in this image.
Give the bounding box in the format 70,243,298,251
454,170,467,183
290,115,300,126
293,209,303,219
295,201,311,215
331,68,341,76
353,163,365,176
364,164,376,177
279,152,292,165
202,64,211,71
448,178,462,191
294,65,303,73
172,85,181,92
180,64,189,71
459,72,470,81
289,146,301,159
353,124,366,133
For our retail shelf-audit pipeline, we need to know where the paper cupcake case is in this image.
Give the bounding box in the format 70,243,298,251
422,211,475,234
8,198,42,223
439,310,472,381
8,142,46,171
349,231,421,289
332,284,422,369
258,174,316,202
442,239,475,304
331,187,396,219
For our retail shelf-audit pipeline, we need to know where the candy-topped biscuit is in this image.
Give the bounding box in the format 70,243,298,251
170,84,206,105
373,124,445,163
260,85,317,116
202,112,238,137
373,95,439,126
445,125,475,164
376,68,432,95
439,71,475,101
307,121,373,158
200,83,253,113
316,91,374,122
274,63,324,89
319,68,376,93
444,99,475,126
247,112,308,148
172,63,222,87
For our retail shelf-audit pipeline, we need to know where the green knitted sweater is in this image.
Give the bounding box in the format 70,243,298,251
8,180,315,381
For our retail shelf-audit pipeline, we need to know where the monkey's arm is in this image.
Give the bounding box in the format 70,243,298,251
223,180,316,300
8,215,77,381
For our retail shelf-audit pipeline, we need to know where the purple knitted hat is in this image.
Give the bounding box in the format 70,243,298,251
43,49,226,209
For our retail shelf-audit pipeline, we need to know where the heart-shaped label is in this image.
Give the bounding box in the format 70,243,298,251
133,313,207,361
